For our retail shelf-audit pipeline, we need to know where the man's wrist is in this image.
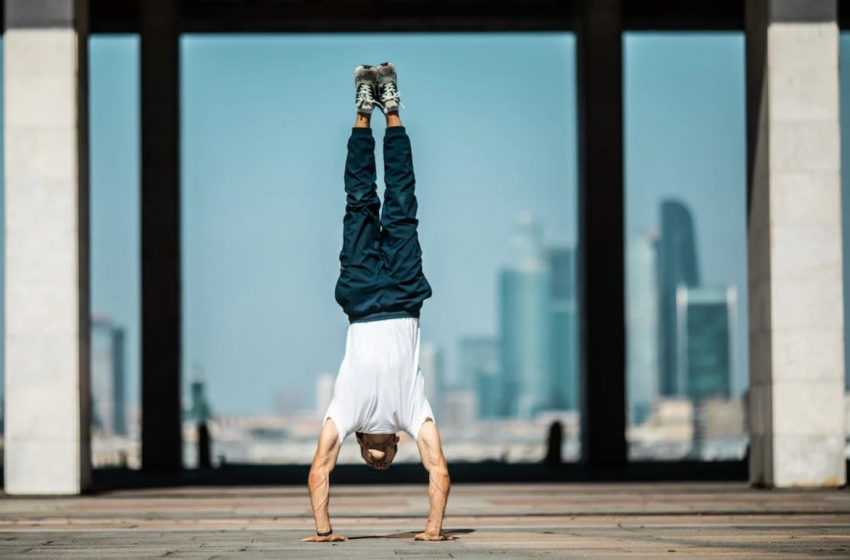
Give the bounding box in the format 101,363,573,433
317,528,333,537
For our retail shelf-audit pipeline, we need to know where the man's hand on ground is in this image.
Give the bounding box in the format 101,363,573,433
414,531,454,542
301,533,348,543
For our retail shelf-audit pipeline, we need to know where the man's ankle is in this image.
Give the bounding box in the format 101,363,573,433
355,112,371,128
386,112,402,128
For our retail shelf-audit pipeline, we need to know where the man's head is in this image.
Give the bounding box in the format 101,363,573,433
355,432,399,469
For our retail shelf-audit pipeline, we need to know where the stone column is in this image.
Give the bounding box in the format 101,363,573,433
3,0,91,494
746,0,846,487
576,0,627,467
141,0,183,471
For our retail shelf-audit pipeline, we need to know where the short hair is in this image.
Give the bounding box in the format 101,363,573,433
356,432,398,455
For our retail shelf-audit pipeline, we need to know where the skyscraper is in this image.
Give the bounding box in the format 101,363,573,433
548,247,578,411
676,286,734,401
627,231,660,425
658,200,701,397
91,316,127,436
499,213,551,419
420,343,444,420
459,337,501,419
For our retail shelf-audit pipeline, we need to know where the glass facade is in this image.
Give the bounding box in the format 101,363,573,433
549,247,578,412
677,287,734,403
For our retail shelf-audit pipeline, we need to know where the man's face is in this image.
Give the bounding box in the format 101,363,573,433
356,433,400,469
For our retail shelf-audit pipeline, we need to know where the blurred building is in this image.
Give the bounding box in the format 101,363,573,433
677,286,734,402
697,398,745,441
499,213,551,419
420,343,444,421
628,398,694,460
442,391,479,428
91,316,127,436
459,337,501,419
548,247,578,411
658,200,701,397
627,231,660,425
275,387,308,414
315,374,335,418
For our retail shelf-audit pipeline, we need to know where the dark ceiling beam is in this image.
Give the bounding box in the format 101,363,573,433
5,1,850,34
85,0,744,35
625,0,744,31
89,0,138,34
180,0,573,33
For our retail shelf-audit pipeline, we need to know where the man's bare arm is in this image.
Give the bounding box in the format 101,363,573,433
415,419,453,541
302,419,346,543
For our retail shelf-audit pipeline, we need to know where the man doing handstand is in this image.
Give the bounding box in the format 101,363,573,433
303,62,452,543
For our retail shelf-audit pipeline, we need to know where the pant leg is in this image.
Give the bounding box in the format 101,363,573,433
335,128,384,320
379,127,433,315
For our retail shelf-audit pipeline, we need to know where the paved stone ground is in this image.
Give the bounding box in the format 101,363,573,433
0,484,849,559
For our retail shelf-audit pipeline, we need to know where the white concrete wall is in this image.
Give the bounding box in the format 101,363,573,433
3,26,91,494
747,0,846,488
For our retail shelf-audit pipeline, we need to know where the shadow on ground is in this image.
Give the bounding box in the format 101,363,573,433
349,528,475,540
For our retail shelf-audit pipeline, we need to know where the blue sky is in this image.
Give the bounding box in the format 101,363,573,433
9,31,835,416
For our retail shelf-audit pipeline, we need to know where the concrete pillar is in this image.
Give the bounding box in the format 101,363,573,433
3,0,91,494
141,0,183,471
576,0,627,467
746,0,846,487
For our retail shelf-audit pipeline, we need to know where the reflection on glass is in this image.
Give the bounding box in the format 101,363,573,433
624,33,747,461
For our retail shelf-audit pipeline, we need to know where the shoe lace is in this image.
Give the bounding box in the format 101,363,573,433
356,82,376,106
380,81,404,110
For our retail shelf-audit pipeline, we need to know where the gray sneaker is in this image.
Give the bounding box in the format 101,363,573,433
376,62,402,113
355,65,379,114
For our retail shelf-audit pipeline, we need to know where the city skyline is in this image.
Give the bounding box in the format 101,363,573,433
424,199,733,427
0,33,771,417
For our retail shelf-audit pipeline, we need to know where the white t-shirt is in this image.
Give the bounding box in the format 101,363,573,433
324,317,434,444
